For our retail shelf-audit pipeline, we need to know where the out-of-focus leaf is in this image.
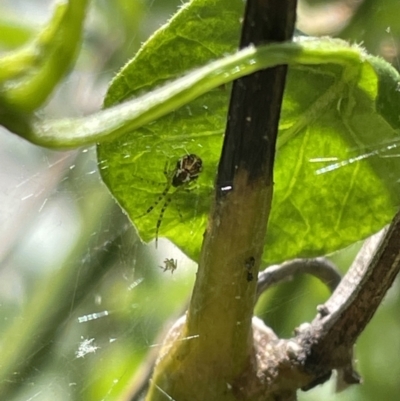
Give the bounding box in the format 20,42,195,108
0,0,89,112
341,0,400,63
0,18,33,49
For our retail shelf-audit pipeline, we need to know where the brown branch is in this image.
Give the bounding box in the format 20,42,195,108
297,210,400,382
243,210,400,400
257,257,341,299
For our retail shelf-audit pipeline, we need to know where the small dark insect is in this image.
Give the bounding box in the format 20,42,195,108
245,256,255,282
137,153,203,246
316,304,330,317
159,258,178,273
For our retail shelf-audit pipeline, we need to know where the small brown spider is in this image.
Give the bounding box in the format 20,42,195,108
159,258,178,273
137,153,203,246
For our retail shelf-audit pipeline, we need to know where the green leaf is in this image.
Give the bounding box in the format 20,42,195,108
97,0,400,264
98,0,244,259
0,0,89,112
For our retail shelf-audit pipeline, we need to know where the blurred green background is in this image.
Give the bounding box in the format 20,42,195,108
0,0,399,400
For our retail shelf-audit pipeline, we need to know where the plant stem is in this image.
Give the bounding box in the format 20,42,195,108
146,1,297,400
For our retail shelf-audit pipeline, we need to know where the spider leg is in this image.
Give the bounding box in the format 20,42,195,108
182,179,198,193
155,194,173,248
136,183,171,218
131,173,166,188
163,159,171,179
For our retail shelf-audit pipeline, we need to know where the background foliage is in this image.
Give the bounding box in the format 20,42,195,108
0,0,399,400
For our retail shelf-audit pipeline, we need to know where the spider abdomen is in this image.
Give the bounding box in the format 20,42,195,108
171,154,203,187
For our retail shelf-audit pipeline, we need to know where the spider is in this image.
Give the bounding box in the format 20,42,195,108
137,153,203,246
159,258,178,273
